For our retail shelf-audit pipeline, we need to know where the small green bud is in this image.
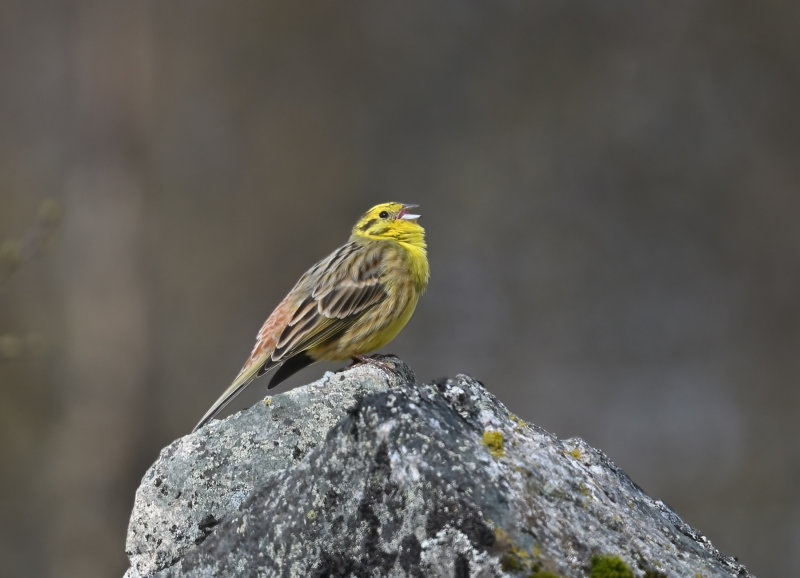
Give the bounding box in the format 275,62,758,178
0,334,23,359
0,240,22,270
38,199,63,227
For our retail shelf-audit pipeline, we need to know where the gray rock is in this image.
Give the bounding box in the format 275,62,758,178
125,356,752,577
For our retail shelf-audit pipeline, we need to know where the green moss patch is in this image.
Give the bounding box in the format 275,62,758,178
589,554,634,578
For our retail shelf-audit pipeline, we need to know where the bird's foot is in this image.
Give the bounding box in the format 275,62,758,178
350,354,396,371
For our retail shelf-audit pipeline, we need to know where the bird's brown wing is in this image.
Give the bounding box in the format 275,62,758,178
270,242,388,362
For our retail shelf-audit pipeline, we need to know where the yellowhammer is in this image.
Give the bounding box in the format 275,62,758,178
193,202,429,431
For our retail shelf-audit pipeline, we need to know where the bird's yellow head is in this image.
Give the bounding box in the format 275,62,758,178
351,202,426,251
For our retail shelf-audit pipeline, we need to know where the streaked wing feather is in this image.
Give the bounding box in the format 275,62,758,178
272,243,387,362
317,278,385,318
272,316,353,362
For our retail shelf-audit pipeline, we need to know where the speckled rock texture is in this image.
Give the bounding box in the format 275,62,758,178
124,356,752,578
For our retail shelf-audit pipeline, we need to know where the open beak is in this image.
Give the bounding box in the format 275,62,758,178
398,204,420,220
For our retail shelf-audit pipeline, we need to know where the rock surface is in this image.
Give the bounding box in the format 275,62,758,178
124,356,752,577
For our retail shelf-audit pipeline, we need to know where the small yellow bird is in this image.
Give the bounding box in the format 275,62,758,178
193,202,429,431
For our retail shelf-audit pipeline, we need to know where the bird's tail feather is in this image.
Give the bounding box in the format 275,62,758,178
192,361,270,432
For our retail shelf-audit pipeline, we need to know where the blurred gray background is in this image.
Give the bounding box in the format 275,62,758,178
1,2,798,576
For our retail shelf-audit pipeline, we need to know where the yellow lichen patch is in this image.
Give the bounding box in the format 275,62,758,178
306,509,316,521
566,447,582,459
482,430,505,458
509,413,528,429
263,397,274,407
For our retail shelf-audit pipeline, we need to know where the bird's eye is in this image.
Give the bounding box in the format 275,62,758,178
379,211,389,219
